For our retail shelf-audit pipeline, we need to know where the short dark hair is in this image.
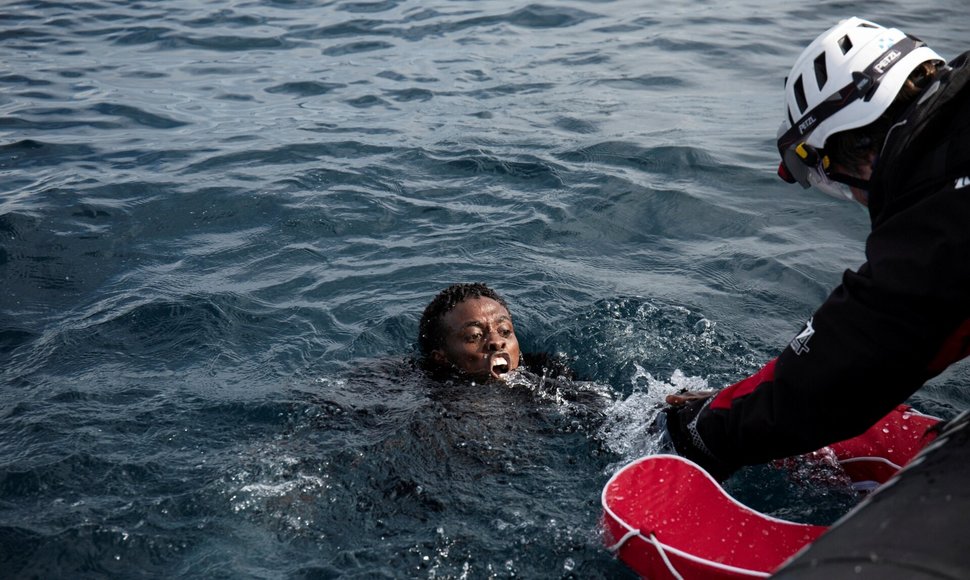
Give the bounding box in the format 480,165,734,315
418,283,510,358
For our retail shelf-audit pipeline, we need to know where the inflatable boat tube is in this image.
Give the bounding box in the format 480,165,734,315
773,409,970,579
602,405,948,579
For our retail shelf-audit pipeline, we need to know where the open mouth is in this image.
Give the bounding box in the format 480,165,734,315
490,354,510,376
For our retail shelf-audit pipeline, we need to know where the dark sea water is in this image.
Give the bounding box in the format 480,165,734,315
3,1,970,578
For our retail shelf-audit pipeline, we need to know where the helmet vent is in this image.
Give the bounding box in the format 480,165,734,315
837,34,853,55
793,76,808,114
813,54,828,89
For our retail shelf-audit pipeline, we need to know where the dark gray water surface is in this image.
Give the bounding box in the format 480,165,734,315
3,1,969,577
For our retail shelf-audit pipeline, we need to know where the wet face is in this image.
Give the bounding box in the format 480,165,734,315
432,297,521,380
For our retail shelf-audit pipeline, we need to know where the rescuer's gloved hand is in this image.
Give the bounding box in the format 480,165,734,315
663,391,739,482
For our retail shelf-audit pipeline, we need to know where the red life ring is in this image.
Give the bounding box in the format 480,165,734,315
601,405,939,579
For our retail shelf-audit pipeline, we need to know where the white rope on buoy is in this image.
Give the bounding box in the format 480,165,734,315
605,528,641,553
651,533,686,580
606,528,686,579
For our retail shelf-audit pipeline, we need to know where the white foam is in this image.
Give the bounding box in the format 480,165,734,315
596,365,708,464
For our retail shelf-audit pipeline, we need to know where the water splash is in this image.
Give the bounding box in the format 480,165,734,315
596,365,708,465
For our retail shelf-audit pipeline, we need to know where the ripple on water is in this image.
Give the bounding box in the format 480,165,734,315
2,1,963,577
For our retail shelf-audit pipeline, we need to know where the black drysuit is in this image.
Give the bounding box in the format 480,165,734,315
671,52,970,477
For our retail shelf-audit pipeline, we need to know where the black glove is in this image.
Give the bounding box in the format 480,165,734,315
663,396,738,482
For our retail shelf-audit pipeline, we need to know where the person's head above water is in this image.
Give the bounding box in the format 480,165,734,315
418,283,522,381
776,17,945,205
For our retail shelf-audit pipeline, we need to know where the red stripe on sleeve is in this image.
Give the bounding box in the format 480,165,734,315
710,358,778,411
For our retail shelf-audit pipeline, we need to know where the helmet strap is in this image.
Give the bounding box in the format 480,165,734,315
827,171,870,190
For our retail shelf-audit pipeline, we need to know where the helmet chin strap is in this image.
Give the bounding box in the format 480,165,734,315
827,171,870,190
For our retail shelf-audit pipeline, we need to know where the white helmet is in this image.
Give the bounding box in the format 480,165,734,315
776,17,945,199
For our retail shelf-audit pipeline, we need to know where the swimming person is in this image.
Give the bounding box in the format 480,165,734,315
418,283,523,381
418,282,579,386
661,17,970,480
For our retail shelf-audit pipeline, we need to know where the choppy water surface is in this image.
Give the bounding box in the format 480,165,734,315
3,1,969,577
